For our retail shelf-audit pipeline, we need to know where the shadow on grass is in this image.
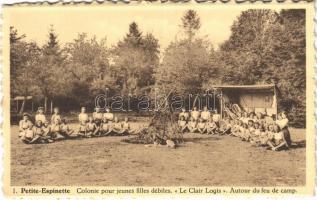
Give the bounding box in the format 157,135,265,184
28,134,130,145
183,136,222,143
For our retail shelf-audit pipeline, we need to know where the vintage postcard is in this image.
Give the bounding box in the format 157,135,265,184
1,1,315,198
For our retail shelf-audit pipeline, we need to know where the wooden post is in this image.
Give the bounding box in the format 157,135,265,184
50,100,53,114
16,100,18,113
213,89,216,110
220,90,223,119
44,97,48,113
31,101,34,113
274,85,277,121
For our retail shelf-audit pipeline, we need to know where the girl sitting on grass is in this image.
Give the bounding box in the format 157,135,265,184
238,121,245,138
20,120,46,144
113,117,123,135
197,118,207,134
212,109,221,128
188,117,198,133
259,124,271,146
206,118,217,135
119,117,133,135
20,124,35,144
32,120,53,144
240,112,249,125
86,117,97,137
103,119,114,136
201,106,211,122
191,107,200,121
78,107,88,136
98,118,109,136
267,124,289,151
93,107,103,129
241,123,250,141
42,121,54,143
19,113,33,138
30,120,43,144
104,108,114,122
59,119,74,139
276,112,292,148
220,118,231,135
250,122,261,145
179,108,189,121
50,118,64,140
178,116,189,133
248,120,255,134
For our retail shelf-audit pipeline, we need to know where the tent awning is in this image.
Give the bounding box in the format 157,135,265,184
13,96,33,101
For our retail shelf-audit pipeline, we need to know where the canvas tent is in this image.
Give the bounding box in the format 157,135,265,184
211,84,278,118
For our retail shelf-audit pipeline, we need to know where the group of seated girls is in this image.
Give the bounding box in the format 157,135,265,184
221,111,292,151
177,107,292,151
19,106,134,144
177,106,222,135
78,107,134,138
19,107,73,144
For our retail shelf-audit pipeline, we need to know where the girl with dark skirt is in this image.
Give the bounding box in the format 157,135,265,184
276,112,292,148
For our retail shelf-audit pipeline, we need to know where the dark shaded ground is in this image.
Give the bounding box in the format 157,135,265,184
10,124,305,186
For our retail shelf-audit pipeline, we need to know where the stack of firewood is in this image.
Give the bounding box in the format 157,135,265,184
122,111,183,146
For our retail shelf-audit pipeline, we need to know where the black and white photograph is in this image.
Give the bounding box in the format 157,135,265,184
2,3,315,197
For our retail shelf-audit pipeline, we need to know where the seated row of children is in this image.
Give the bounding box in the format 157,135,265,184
177,107,221,134
18,106,133,144
223,111,292,151
177,107,292,151
78,107,134,138
19,112,73,144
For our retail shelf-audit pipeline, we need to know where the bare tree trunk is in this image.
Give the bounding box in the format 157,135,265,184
19,89,28,114
19,99,25,114
50,100,53,114
44,96,48,113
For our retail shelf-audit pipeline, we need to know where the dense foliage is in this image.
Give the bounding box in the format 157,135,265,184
10,9,306,127
218,9,306,127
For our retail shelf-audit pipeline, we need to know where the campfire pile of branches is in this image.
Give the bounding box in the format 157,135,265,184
123,88,184,146
122,111,184,145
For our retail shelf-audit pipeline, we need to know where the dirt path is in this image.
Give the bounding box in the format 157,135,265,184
10,126,305,186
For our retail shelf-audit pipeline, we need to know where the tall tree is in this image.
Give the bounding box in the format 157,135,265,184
65,33,114,105
124,22,142,47
10,26,26,85
156,40,217,94
155,10,218,97
112,22,160,96
181,9,201,42
273,9,306,127
139,33,160,87
34,25,66,112
220,10,279,84
10,27,41,113
219,9,306,127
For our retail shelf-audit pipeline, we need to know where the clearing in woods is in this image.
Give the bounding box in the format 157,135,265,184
10,122,305,186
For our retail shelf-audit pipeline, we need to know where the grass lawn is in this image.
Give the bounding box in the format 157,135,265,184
10,121,306,186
